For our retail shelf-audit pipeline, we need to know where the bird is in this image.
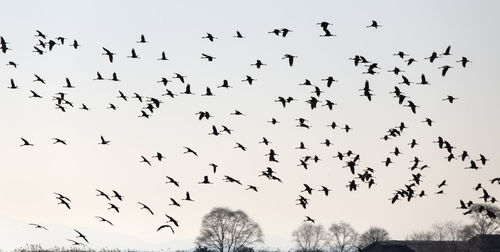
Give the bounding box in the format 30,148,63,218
108,203,120,213
137,34,148,43
152,152,164,161
235,142,247,151
182,191,194,201
223,175,242,185
183,147,198,156
416,74,430,85
304,216,315,223
318,186,331,196
169,198,181,207
52,138,67,145
95,216,113,226
438,65,453,77
457,57,471,68
158,51,169,61
443,95,458,103
425,52,440,63
29,223,48,230
251,60,266,69
137,202,154,215
199,176,212,184
367,20,382,28
111,190,123,201
165,176,180,187
218,80,232,88
8,79,19,89
74,229,89,243
35,30,46,39
67,239,84,246
440,45,452,56
394,51,409,59
140,156,151,166
201,53,215,61
478,154,489,165
246,185,258,192
102,47,115,63
165,214,179,227
438,180,447,188
282,54,297,66
71,40,80,49
202,33,217,42
422,118,435,126
173,73,186,83
94,72,104,80
29,90,42,99
242,75,256,85
234,31,245,38
99,136,110,145
127,48,140,59
281,28,292,37
157,224,175,233
209,163,218,173
20,138,34,147
96,189,110,200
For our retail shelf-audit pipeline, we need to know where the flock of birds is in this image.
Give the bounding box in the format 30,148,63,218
1,19,498,247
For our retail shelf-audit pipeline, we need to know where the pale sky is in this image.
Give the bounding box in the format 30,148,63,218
1,0,499,251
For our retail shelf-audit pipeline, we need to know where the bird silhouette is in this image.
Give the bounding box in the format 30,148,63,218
95,216,113,226
140,156,151,166
20,138,34,147
234,31,245,38
201,53,215,61
127,48,140,59
367,20,382,28
157,224,175,233
282,54,297,66
165,214,179,227
182,191,194,201
29,223,48,230
102,47,115,63
169,198,181,207
74,229,89,243
138,202,154,215
158,51,169,61
183,147,198,156
198,176,212,184
457,57,471,68
438,65,453,76
111,190,123,201
137,34,148,43
99,136,110,145
96,189,110,201
165,176,180,187
202,33,217,42
304,216,315,223
108,203,120,213
425,51,440,63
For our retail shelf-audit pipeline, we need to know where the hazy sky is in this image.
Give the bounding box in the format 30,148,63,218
1,0,499,251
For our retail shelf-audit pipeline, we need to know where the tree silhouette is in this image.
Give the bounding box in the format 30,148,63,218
196,207,263,252
358,226,390,248
292,223,329,252
468,203,500,235
328,222,358,252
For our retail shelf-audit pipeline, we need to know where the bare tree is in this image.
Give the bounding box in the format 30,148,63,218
358,226,390,248
328,222,358,252
458,224,477,241
468,203,500,235
196,207,264,252
292,223,329,252
407,231,435,241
